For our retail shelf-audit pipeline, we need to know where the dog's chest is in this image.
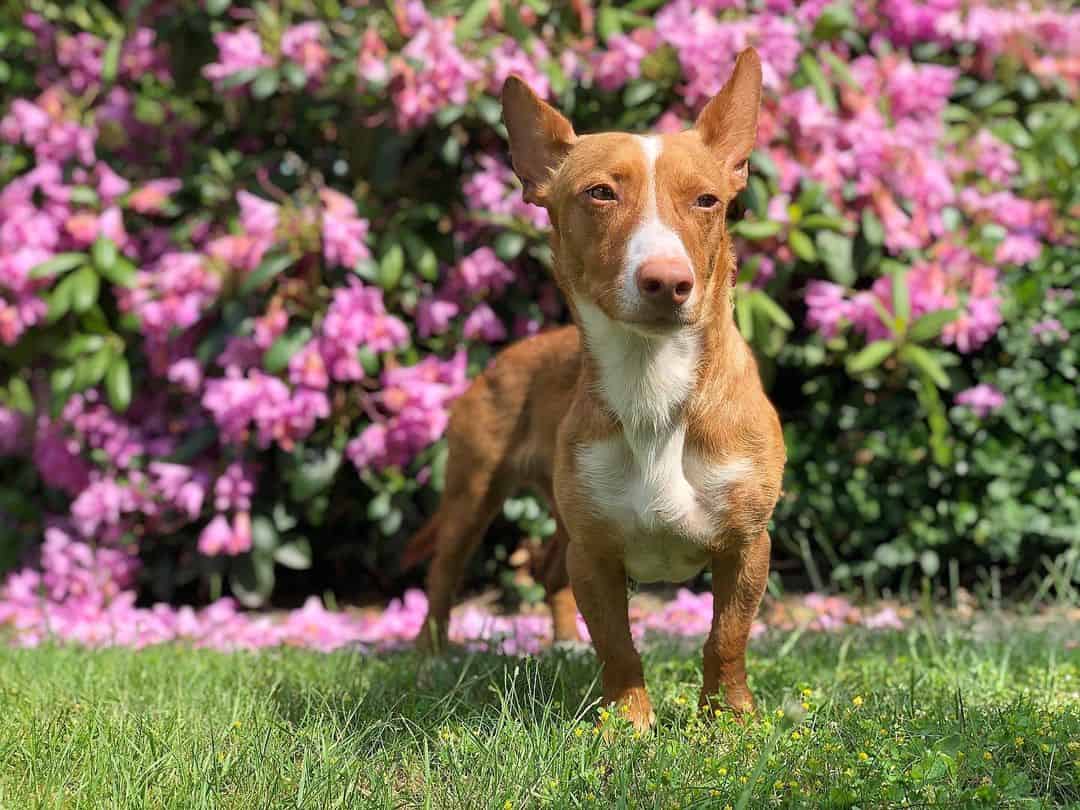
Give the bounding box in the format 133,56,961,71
576,427,749,583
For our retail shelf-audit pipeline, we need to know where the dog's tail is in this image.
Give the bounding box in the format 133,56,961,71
399,515,440,570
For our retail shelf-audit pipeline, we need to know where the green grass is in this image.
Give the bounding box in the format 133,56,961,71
1,616,1077,809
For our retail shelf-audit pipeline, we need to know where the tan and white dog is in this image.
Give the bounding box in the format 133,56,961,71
403,48,786,731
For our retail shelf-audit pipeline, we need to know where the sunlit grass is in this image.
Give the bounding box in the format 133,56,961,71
0,615,1077,808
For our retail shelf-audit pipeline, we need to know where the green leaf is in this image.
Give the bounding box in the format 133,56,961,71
57,333,105,360
732,219,783,240
7,377,33,414
105,355,132,412
46,275,76,323
788,229,817,262
813,3,856,40
357,347,380,377
899,344,950,389
91,238,118,273
735,293,754,341
749,290,794,331
252,516,278,552
455,0,491,43
597,4,622,41
206,0,231,14
799,53,837,112
81,348,114,390
800,213,850,232
101,36,122,84
494,231,525,261
231,552,274,608
891,267,910,325
274,539,312,570
379,244,405,290
69,266,100,313
820,50,859,89
217,70,256,91
240,253,294,294
29,253,87,280
288,448,342,501
367,491,391,520
99,256,137,288
846,340,895,374
816,231,854,285
623,80,657,107
908,308,958,343
796,183,825,213
502,1,532,44
281,62,307,89
860,208,884,246
251,68,280,100
264,327,311,374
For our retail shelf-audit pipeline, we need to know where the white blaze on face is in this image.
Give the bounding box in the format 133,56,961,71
618,135,692,314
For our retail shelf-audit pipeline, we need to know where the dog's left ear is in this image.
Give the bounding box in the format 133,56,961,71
502,76,576,206
694,48,762,192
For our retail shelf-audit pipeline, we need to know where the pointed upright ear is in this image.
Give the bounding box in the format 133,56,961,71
501,76,576,206
694,48,762,192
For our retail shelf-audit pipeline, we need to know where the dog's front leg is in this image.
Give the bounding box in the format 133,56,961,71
700,530,770,716
566,539,654,731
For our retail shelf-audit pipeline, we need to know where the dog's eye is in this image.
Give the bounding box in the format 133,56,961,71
587,184,617,202
695,194,720,209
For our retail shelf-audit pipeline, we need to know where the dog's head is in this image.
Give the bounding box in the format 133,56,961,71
502,49,762,335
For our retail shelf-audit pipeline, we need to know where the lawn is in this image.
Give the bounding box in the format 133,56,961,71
1,615,1077,809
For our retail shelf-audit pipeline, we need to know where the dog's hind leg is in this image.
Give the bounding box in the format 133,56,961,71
415,402,518,652
536,519,581,644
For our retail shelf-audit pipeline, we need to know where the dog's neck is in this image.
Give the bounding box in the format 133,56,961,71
572,305,739,475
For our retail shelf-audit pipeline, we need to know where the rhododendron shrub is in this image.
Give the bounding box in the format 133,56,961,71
1,0,1078,647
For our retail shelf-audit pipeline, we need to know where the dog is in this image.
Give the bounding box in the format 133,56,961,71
402,48,785,731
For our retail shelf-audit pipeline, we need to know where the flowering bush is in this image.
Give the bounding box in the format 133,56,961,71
0,0,1078,645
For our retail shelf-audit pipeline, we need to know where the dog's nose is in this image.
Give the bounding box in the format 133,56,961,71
636,258,694,305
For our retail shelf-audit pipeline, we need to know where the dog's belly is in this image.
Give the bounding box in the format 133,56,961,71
577,434,750,583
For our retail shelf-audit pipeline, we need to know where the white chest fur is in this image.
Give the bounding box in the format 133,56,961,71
574,300,751,583
576,430,750,582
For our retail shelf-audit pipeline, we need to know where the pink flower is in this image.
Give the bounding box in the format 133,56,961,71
320,189,371,268
203,28,273,88
955,384,1006,418
416,298,459,338
592,32,652,92
166,358,203,393
390,15,481,130
357,28,390,87
129,179,181,214
448,247,516,299
198,514,233,556
463,303,507,341
281,22,330,85
236,191,279,239
1031,318,1068,341
487,39,551,100
804,281,853,338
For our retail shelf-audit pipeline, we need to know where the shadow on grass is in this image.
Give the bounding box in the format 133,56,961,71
267,644,607,736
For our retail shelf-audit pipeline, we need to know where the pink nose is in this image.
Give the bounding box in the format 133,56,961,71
636,258,694,305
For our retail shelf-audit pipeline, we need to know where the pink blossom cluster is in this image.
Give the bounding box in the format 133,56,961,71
0,583,906,654
202,370,330,452
347,352,470,472
204,24,331,90
954,383,1006,418
806,245,1003,353
462,154,550,230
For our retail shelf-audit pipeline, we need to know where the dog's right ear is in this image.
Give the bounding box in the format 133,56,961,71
502,76,576,206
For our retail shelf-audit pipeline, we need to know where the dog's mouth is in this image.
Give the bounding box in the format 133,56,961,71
618,308,696,336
